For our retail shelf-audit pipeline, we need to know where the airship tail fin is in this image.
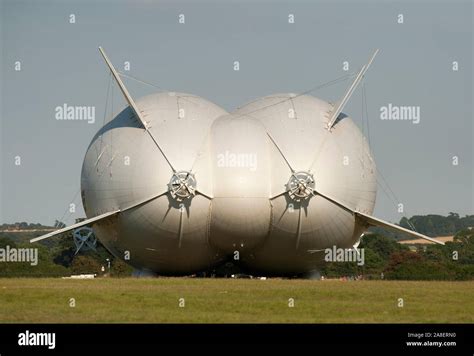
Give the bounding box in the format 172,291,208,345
354,210,445,245
326,49,379,130
98,47,177,173
30,190,169,243
315,190,445,245
30,210,120,243
98,47,149,130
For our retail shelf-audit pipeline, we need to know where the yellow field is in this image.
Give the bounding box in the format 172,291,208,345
398,236,454,244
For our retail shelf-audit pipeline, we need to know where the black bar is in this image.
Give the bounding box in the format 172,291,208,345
0,324,472,354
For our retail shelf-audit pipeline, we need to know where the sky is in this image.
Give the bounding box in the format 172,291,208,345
0,0,472,226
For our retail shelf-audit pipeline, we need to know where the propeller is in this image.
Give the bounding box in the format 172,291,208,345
266,106,445,247
73,227,97,255
32,48,213,248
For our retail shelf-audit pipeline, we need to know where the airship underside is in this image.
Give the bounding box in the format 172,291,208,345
31,48,444,276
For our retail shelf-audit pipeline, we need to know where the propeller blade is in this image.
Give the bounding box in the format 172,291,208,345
121,190,168,212
195,188,213,200
295,206,304,249
270,190,288,200
178,208,184,248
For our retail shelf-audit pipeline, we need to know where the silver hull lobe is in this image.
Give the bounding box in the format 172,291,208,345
80,92,376,276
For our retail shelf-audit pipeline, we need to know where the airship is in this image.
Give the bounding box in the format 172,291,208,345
31,48,443,276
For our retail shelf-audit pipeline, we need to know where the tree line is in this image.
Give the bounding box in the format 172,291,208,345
0,213,473,279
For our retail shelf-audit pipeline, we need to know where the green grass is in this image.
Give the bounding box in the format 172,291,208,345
0,278,472,323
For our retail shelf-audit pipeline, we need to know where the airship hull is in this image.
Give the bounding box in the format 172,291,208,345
81,93,228,274
80,92,376,276
32,48,443,275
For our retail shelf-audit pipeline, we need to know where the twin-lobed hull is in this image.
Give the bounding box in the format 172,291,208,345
80,92,377,275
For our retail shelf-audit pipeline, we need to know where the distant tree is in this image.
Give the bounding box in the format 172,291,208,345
110,258,133,277
385,250,423,271
453,228,474,244
71,255,102,275
360,233,408,261
362,248,385,275
384,250,459,280
451,229,474,265
398,214,474,237
54,220,66,229
50,232,75,267
0,236,16,248
448,212,460,219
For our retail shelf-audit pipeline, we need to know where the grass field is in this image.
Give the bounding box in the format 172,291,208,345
0,278,472,323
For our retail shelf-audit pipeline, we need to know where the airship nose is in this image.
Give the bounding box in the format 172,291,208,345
208,115,271,252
